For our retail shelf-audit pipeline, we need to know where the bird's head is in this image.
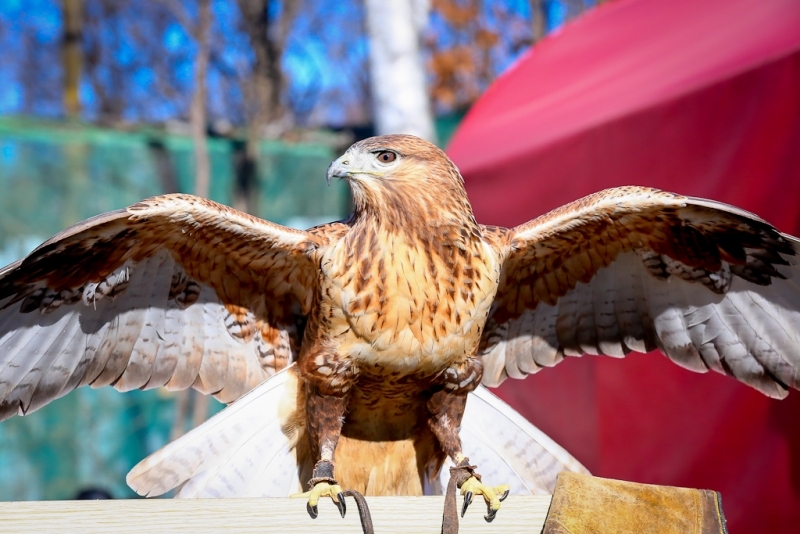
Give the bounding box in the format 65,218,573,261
327,134,474,229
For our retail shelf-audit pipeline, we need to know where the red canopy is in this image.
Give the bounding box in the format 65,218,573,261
448,0,800,531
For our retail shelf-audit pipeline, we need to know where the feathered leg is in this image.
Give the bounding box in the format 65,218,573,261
428,361,510,527
292,385,349,517
291,342,376,533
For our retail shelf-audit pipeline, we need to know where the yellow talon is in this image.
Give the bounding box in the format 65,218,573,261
460,477,511,521
291,482,346,518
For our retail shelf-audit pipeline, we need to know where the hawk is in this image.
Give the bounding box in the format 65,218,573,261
1,135,799,525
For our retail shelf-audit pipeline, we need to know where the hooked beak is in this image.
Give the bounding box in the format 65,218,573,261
326,156,350,186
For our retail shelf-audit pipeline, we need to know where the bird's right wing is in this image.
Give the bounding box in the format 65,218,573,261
0,194,336,419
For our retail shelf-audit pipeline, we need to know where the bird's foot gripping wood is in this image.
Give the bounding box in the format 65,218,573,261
291,460,374,534
460,475,510,522
441,458,510,534
291,460,345,518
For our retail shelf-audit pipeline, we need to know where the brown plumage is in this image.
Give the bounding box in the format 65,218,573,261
2,135,800,519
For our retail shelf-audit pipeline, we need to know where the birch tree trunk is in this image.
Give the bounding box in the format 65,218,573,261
190,0,211,198
365,0,435,142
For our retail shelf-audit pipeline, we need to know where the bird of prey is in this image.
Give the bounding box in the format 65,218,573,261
1,135,800,525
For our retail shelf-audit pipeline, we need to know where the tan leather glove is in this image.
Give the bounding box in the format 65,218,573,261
542,472,727,534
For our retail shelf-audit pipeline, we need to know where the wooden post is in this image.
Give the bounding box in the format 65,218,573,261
0,495,551,533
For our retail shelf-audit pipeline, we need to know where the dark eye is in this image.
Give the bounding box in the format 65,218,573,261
376,151,397,163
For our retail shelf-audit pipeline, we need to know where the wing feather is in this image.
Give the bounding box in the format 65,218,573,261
193,293,230,396
613,256,650,354
76,307,118,388
481,187,800,398
116,255,173,391
530,303,561,367
0,310,67,402
27,314,89,413
0,194,334,420
646,271,706,372
94,308,145,388
554,291,580,356
504,314,530,379
2,311,72,415
574,275,599,355
592,264,624,356
146,300,183,388
167,292,206,391
22,311,85,413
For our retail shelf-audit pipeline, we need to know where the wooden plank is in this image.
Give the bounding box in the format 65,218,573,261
0,495,552,533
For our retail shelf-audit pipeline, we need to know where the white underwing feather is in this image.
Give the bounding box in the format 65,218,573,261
482,242,800,399
0,249,290,419
116,254,172,391
531,302,561,367
22,311,85,414
145,298,183,388
167,293,206,391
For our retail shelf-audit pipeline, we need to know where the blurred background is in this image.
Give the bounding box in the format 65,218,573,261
2,1,799,533
0,0,597,501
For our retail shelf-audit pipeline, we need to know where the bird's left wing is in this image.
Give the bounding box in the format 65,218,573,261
479,186,800,398
0,194,334,420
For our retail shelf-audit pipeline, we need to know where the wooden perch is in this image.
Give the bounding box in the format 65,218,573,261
0,495,552,533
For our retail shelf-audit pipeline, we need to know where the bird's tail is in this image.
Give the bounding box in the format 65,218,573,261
127,365,588,498
126,365,306,498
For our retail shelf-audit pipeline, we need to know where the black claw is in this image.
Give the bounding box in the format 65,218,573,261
499,489,510,502
461,491,473,517
335,492,347,518
483,503,497,523
307,503,319,519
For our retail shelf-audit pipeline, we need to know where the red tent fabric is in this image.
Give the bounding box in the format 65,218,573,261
447,0,800,531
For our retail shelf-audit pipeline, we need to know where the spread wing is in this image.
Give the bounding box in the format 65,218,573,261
0,194,336,420
479,186,800,398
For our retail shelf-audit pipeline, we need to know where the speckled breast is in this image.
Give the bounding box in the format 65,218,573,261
317,227,502,376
